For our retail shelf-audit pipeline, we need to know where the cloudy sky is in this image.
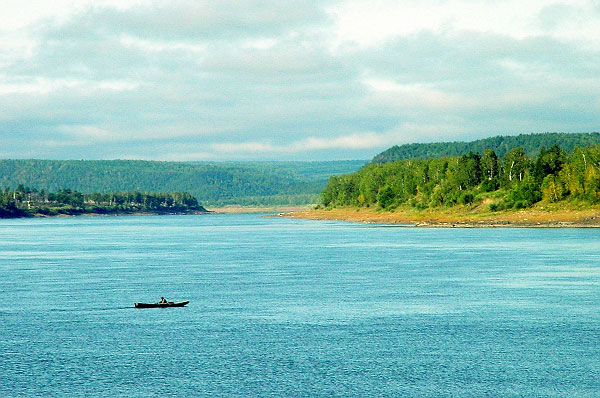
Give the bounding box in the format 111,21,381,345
1,0,599,160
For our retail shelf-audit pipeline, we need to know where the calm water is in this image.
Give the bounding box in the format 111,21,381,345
0,214,598,397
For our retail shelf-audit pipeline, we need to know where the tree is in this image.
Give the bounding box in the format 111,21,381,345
456,151,482,190
503,147,531,184
534,145,564,183
506,171,541,206
541,175,564,202
480,148,499,191
377,185,395,209
321,176,340,207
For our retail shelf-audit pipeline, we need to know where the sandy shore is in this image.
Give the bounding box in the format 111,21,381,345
207,205,311,214
282,206,600,227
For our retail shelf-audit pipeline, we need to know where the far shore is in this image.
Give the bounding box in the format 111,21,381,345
282,206,600,228
207,205,311,214
7,203,599,228
32,209,213,218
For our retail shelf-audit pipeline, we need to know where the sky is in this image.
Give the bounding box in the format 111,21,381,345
1,0,599,161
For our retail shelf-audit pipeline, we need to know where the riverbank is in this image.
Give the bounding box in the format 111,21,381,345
208,205,311,214
0,204,309,219
284,204,600,227
0,207,211,219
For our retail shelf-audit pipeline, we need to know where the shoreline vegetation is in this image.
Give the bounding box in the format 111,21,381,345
308,143,600,228
0,159,365,208
3,135,600,226
0,187,208,219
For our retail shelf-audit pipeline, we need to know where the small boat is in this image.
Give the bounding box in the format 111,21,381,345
134,300,189,309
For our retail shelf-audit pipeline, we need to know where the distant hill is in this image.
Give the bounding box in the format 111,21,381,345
372,132,600,164
0,159,366,206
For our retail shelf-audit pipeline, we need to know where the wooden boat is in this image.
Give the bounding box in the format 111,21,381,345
134,300,189,308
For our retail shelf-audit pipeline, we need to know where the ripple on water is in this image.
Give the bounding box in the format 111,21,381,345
1,214,599,397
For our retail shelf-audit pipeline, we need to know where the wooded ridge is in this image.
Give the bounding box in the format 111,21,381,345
322,144,600,212
0,160,365,206
372,132,600,164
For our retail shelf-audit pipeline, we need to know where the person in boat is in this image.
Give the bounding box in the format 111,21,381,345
159,297,167,304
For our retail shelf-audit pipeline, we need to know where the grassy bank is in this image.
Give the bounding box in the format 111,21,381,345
286,202,600,227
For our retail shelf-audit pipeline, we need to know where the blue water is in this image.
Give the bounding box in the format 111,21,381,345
0,214,599,397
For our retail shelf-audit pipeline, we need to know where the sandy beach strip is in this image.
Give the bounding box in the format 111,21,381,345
281,206,600,228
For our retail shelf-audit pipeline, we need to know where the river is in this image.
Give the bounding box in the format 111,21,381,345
1,214,598,397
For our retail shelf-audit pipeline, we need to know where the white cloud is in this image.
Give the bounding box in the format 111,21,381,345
327,0,600,49
0,77,139,95
0,0,144,31
52,126,119,146
363,77,476,111
1,0,600,160
212,132,391,155
241,38,279,50
119,35,206,54
298,133,388,150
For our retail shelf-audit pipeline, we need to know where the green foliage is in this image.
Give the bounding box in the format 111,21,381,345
514,200,527,209
480,148,500,191
506,172,541,205
0,188,206,218
503,147,532,186
322,144,600,211
541,175,565,203
534,145,564,183
48,189,84,207
376,185,395,209
372,132,600,164
0,160,365,207
459,192,475,205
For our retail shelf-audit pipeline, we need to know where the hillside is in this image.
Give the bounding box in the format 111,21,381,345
322,143,600,214
372,132,600,164
0,160,366,206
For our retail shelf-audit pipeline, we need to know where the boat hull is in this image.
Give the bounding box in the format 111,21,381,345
134,301,189,308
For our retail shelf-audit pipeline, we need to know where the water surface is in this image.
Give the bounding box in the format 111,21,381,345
1,214,598,397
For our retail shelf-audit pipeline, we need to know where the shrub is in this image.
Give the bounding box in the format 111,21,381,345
459,192,474,205
36,207,57,216
415,201,427,210
498,200,512,210
514,200,526,209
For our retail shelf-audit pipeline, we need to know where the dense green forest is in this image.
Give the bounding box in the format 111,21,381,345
0,160,365,206
4,133,598,210
372,132,600,164
322,144,600,211
0,186,206,218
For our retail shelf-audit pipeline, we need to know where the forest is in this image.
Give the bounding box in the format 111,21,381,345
0,160,365,206
322,144,600,211
3,133,600,212
0,187,206,218
372,132,600,164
